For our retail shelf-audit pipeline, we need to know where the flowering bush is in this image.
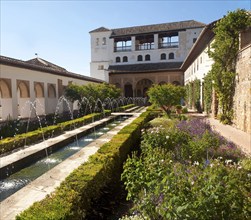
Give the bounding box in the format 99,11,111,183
122,148,251,219
122,117,250,219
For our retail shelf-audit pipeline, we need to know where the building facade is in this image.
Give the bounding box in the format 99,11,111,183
233,28,251,133
182,21,216,110
183,23,251,134
90,20,205,96
0,56,103,120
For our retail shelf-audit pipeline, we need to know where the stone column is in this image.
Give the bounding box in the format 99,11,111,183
154,34,159,49
11,79,18,119
131,36,136,51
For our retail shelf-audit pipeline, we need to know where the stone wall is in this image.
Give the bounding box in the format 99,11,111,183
233,43,251,133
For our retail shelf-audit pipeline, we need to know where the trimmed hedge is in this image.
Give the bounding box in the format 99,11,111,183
16,108,155,220
119,104,135,111
0,111,111,155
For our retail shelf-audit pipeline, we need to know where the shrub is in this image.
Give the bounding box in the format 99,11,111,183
122,147,251,220
16,108,155,219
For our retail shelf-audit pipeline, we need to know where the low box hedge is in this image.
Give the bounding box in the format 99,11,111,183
16,107,156,220
0,111,111,155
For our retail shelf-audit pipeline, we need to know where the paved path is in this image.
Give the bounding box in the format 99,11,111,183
190,113,251,156
207,117,251,156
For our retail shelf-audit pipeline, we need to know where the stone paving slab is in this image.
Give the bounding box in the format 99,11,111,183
0,110,144,219
189,112,251,156
207,117,251,156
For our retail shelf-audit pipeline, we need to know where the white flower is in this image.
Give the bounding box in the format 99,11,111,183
169,160,173,163
166,135,169,139
225,159,233,165
191,181,194,185
210,163,214,168
193,161,199,166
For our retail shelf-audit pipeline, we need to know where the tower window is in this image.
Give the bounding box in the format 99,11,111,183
98,65,104,70
137,55,143,61
116,57,121,63
145,54,150,61
160,53,166,60
102,37,106,45
169,52,174,60
123,56,128,62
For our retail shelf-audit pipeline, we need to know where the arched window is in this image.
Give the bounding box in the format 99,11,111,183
123,56,128,62
160,53,166,60
169,52,174,59
137,55,143,61
145,54,150,61
48,84,56,98
116,57,121,63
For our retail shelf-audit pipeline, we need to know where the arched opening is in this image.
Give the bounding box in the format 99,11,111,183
17,81,30,118
137,55,143,61
17,81,29,98
34,83,44,98
159,81,166,85
34,82,45,116
116,57,121,63
169,52,174,59
0,79,12,120
47,84,57,114
123,56,128,62
124,83,133,97
160,53,166,60
145,54,151,61
136,79,153,97
0,79,11,98
48,84,56,98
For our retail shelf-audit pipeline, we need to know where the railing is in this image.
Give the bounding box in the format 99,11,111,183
136,43,154,50
114,46,131,52
159,42,179,48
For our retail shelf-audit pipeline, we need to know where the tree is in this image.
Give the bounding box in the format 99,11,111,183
65,83,121,102
208,9,251,124
147,83,185,116
65,83,121,114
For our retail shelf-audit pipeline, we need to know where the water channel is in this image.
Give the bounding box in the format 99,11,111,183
0,115,129,202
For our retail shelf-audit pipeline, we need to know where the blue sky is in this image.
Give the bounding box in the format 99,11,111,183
1,0,250,76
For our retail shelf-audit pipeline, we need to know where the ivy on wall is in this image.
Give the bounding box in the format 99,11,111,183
208,9,251,124
185,79,201,112
203,73,213,114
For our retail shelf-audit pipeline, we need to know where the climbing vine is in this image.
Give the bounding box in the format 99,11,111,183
185,79,201,112
208,9,251,124
193,79,201,112
203,72,213,114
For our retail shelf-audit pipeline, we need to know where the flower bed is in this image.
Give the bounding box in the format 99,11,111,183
122,117,251,219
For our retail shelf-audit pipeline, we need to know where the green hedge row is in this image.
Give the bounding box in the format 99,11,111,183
118,104,135,111
0,111,111,155
16,108,155,220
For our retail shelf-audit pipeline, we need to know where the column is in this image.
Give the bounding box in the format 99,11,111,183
11,79,18,119
154,34,159,49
